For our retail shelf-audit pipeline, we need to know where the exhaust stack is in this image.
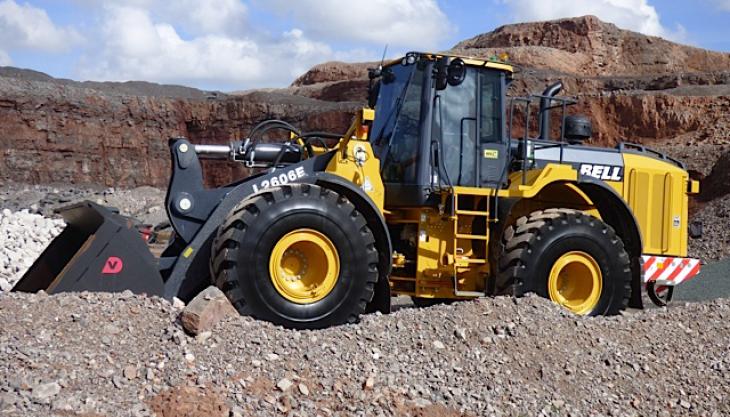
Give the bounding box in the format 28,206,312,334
539,81,563,140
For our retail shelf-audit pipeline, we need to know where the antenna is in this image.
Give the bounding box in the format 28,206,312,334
366,45,389,108
379,44,388,70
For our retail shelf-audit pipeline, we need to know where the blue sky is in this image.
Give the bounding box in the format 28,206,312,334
0,0,729,91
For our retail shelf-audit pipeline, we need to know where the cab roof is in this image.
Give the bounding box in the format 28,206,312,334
385,51,514,73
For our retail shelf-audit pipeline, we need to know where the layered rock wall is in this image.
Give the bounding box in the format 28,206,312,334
0,78,359,187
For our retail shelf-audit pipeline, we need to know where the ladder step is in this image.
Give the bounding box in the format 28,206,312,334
454,290,486,298
390,276,416,282
451,271,487,298
455,233,489,240
455,209,490,216
455,258,486,265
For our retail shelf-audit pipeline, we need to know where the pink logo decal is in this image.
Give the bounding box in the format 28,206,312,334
102,256,123,274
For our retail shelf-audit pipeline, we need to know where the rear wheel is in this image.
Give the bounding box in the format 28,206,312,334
211,184,379,329
497,208,631,316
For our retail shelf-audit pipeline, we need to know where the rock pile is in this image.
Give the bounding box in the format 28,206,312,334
689,196,730,261
0,209,64,291
0,292,728,417
0,184,167,224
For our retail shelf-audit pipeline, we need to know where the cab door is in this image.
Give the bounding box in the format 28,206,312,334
432,66,508,189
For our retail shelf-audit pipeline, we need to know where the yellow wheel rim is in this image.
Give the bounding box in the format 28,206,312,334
548,251,602,315
269,228,340,304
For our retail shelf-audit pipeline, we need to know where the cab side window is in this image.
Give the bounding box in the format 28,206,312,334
433,67,477,186
479,71,502,144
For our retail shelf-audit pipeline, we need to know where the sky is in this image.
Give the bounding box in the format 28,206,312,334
0,0,729,92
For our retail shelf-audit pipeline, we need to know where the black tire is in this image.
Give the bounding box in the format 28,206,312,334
497,208,631,316
211,184,379,329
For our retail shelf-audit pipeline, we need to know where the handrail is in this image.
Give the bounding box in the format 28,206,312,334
507,94,578,185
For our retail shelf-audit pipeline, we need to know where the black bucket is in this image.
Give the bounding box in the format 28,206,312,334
12,201,165,296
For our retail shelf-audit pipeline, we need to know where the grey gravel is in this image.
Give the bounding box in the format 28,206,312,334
0,178,728,416
0,209,64,289
690,194,730,261
30,382,60,402
0,183,166,224
0,291,727,417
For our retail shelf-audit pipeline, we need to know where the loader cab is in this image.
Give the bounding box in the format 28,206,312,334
369,53,513,207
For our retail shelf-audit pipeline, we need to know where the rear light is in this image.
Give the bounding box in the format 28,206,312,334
356,124,369,140
687,179,700,194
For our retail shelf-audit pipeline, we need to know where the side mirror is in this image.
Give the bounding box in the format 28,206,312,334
447,58,466,87
434,57,467,91
434,57,448,91
368,80,380,108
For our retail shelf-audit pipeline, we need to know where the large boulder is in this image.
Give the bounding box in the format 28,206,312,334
180,286,238,335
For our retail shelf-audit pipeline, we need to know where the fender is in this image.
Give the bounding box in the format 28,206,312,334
575,178,643,255
577,177,645,309
499,177,645,308
311,172,393,314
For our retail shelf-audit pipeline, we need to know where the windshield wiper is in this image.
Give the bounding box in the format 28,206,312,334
374,72,415,164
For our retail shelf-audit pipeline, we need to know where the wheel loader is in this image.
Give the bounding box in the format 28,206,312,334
13,52,702,328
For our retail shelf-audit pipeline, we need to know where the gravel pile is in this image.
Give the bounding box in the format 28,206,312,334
689,195,730,261
0,184,167,225
0,292,728,417
0,209,64,291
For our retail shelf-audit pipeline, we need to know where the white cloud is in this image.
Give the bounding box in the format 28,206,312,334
77,4,352,91
127,0,249,36
73,0,249,36
500,0,678,39
263,0,453,49
0,50,10,66
4,0,389,90
0,0,82,51
718,0,730,11
175,0,248,35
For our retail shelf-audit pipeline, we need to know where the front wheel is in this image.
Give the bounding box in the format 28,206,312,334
211,184,379,329
497,208,631,316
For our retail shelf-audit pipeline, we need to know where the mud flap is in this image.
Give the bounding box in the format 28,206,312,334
12,201,165,296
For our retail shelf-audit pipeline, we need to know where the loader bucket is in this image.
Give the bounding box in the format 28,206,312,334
12,201,165,296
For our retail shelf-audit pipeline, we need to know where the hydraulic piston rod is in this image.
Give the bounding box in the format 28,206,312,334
194,144,233,159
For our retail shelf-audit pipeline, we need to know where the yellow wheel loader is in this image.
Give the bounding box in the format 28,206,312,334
13,52,702,328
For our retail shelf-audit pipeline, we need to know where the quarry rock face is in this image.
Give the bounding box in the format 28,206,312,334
0,77,193,187
290,61,370,86
453,15,730,76
0,78,359,187
0,15,728,189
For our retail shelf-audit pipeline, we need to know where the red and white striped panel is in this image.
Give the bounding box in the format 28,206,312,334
642,255,701,286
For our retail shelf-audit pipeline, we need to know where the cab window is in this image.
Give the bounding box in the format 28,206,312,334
433,67,477,186
479,71,502,144
380,64,425,184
